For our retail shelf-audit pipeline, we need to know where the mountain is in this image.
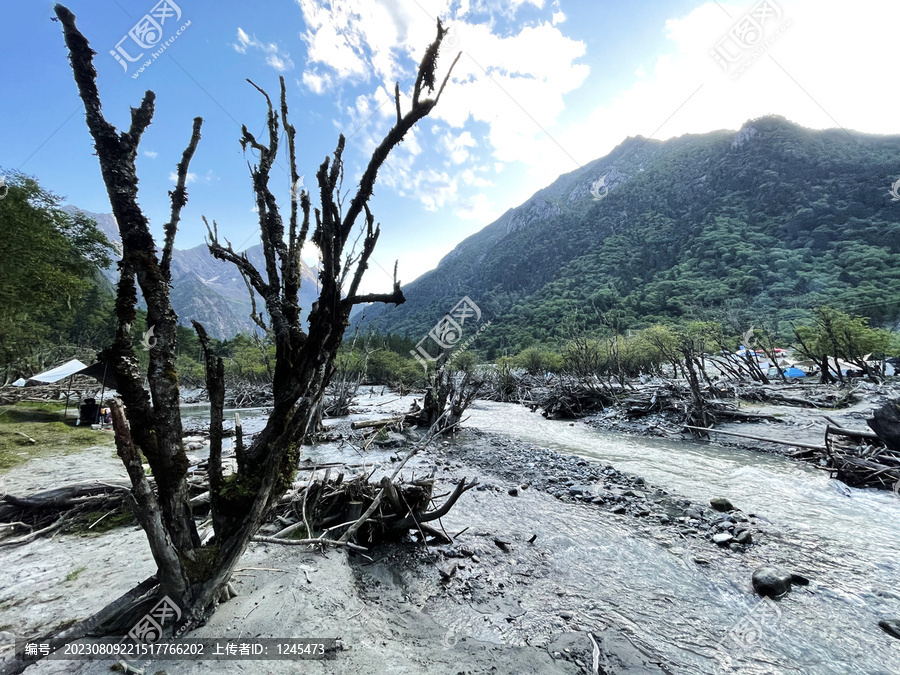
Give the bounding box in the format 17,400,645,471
358,116,900,356
65,207,321,339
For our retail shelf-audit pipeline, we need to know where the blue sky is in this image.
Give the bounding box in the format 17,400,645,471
2,0,898,295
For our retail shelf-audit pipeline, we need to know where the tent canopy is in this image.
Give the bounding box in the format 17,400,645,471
75,362,119,390
26,359,89,384
782,366,806,378
16,359,118,389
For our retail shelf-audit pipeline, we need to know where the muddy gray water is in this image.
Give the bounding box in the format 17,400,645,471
184,392,900,674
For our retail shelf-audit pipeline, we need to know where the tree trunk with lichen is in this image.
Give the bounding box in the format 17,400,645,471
50,1,460,646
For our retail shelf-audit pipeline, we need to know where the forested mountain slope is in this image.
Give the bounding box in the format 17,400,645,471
66,207,321,339
359,116,900,355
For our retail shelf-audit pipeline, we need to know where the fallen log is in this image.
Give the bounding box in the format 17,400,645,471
350,415,409,430
683,426,826,451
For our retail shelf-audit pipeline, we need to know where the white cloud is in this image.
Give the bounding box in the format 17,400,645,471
442,130,477,164
542,0,900,189
294,0,588,223
233,28,295,72
143,150,158,159
454,192,498,222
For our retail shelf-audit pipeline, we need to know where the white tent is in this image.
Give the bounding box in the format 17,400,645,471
11,378,27,387
25,359,89,384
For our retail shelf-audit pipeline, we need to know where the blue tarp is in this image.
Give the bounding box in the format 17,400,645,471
782,366,806,378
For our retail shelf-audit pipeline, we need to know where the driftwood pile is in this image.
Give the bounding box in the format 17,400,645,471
0,481,133,547
224,384,273,408
734,384,859,409
0,448,477,550
538,379,619,419
256,471,476,547
0,378,100,406
533,379,777,428
822,401,900,490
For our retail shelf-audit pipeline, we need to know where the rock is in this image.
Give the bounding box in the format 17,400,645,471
591,496,605,505
611,506,627,514
692,556,711,565
789,573,810,586
879,619,900,640
752,566,793,598
374,431,406,447
559,611,573,620
569,485,590,497
729,543,745,553
508,487,519,496
712,532,733,546
735,530,753,545
710,498,734,512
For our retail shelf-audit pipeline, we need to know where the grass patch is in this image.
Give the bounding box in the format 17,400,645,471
70,508,137,534
65,566,87,582
0,402,115,472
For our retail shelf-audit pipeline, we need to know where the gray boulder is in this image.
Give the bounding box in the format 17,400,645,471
752,566,793,598
710,498,734,512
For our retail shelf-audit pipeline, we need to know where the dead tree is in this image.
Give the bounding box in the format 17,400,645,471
412,367,484,434
53,2,459,642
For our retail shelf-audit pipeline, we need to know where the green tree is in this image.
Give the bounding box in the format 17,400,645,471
0,171,112,372
793,307,891,382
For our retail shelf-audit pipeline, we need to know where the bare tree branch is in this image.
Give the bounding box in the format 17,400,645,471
203,216,268,295
162,117,203,280
339,20,458,249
